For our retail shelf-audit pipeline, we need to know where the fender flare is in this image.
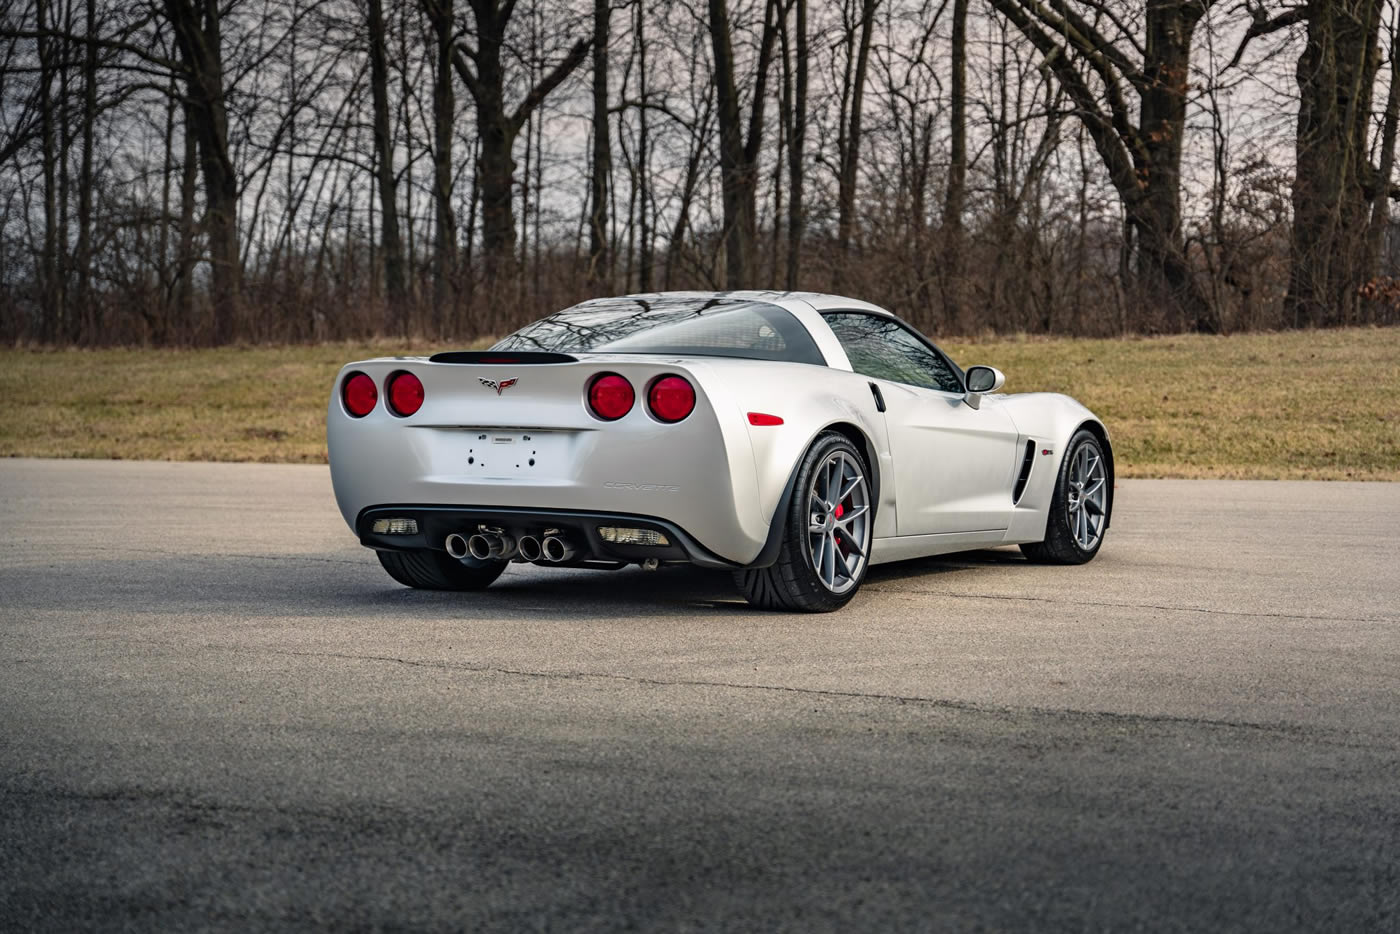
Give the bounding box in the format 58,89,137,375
748,423,880,569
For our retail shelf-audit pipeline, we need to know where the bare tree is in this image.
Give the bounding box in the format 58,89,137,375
708,0,778,288
450,0,588,292
834,0,878,275
366,0,406,326
587,0,610,288
164,0,241,342
776,0,806,289
986,0,1220,331
425,0,457,323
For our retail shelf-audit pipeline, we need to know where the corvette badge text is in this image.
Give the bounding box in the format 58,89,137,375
604,481,681,494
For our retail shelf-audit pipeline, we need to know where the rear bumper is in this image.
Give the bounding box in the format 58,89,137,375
357,504,741,569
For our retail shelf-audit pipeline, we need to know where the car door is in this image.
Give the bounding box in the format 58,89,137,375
822,312,1021,536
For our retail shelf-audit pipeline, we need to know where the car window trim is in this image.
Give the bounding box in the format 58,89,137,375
819,310,966,394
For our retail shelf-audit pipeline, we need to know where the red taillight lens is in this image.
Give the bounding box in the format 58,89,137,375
588,373,634,420
387,371,424,416
648,375,695,423
342,372,377,417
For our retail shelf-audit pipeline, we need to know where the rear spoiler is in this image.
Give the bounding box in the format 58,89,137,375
428,350,578,364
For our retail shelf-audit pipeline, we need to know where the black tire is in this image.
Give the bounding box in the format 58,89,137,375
733,432,874,612
376,548,508,591
1021,428,1109,565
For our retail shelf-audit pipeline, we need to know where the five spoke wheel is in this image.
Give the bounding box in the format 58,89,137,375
1020,428,1111,565
733,432,875,611
806,450,872,595
1065,441,1107,551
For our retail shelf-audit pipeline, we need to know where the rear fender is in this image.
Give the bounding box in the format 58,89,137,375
696,362,889,568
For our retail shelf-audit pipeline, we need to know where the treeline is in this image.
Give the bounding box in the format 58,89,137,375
2,0,1400,346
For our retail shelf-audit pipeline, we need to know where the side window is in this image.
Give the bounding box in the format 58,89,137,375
823,313,963,394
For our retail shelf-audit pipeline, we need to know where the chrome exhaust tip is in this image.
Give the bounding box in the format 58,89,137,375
444,533,471,559
467,532,516,561
518,535,543,563
541,535,577,563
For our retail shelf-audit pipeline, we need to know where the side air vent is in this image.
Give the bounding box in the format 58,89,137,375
428,350,578,364
1012,440,1036,504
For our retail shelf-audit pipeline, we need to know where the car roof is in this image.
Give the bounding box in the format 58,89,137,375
577,290,895,318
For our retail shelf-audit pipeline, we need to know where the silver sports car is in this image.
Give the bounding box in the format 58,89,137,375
328,291,1113,611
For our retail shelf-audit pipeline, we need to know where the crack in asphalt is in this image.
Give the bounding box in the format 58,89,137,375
134,640,1388,749
863,585,1398,625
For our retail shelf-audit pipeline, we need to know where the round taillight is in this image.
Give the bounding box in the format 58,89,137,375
648,375,695,423
588,373,634,420
387,371,424,416
342,372,377,417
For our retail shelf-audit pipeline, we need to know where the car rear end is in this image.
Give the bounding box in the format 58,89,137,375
327,351,768,568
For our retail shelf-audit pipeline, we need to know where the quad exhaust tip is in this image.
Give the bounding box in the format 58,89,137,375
468,532,516,561
450,530,567,563
541,535,577,563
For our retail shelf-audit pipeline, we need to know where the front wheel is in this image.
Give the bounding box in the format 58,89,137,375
377,548,508,590
734,432,874,612
1021,429,1109,565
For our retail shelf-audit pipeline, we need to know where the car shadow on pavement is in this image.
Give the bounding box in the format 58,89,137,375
3,546,1034,622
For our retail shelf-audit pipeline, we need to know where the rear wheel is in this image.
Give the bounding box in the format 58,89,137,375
376,548,508,590
734,432,873,612
1021,429,1109,565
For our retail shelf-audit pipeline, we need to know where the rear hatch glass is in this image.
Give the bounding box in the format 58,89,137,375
493,295,825,365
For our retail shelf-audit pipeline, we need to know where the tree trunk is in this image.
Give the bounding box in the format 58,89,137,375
588,0,610,289
426,0,457,326
1287,0,1382,327
455,1,588,296
636,0,652,292
984,0,1214,334
835,0,876,266
176,93,198,336
943,0,968,320
36,0,57,342
708,0,778,289
366,0,406,327
165,0,241,344
1365,8,1400,299
76,0,97,340
778,0,806,290
1136,0,1215,332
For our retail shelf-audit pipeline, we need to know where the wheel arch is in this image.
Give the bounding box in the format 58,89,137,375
747,420,882,569
823,420,882,512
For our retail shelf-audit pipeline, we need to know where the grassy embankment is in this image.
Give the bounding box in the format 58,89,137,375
1,328,1396,479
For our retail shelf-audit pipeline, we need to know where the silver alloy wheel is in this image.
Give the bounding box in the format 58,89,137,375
807,450,872,594
1066,441,1108,551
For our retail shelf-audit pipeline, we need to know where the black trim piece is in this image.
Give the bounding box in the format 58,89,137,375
868,381,886,413
1012,439,1036,504
355,504,738,569
428,351,578,364
750,460,803,570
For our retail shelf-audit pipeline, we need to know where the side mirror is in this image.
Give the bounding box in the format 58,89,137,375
963,365,1005,409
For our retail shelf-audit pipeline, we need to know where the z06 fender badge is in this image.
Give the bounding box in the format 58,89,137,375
479,377,518,395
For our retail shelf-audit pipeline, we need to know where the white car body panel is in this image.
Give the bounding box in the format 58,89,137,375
328,291,1112,569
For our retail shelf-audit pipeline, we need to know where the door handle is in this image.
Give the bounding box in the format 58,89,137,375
868,382,886,413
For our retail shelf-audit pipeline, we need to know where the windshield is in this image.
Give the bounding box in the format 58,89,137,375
493,295,826,365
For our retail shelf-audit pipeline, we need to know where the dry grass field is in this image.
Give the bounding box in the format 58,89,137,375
1,327,1397,479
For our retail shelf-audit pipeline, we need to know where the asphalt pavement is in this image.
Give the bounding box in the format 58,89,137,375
1,459,1397,931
